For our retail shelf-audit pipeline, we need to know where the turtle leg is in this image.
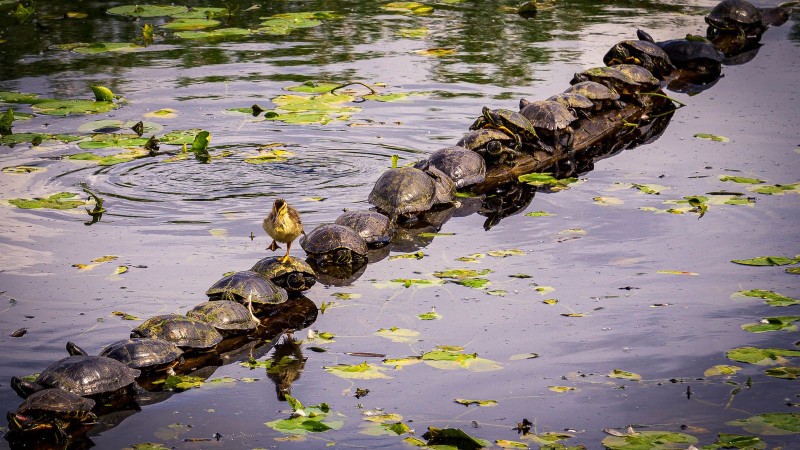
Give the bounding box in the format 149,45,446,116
268,240,281,252
281,242,292,264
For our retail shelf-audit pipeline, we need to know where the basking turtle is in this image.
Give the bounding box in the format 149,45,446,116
705,0,764,37
469,106,539,150
206,270,289,315
417,162,456,206
637,29,724,75
571,65,660,104
519,99,577,154
415,146,486,189
66,340,182,376
300,224,369,265
7,389,97,437
187,301,258,336
367,167,436,221
11,355,140,399
602,39,675,79
456,128,519,166
563,81,622,111
334,210,395,248
131,314,223,350
547,92,595,118
250,256,317,293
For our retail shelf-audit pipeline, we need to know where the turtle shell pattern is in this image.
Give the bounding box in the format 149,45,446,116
34,355,141,397
250,256,317,293
206,270,288,306
131,314,223,349
423,146,486,189
422,164,456,205
705,0,762,30
187,301,257,335
547,92,594,111
564,81,620,102
456,128,514,151
368,167,436,218
99,338,183,371
657,39,724,66
335,210,395,247
571,65,660,94
9,388,97,432
519,99,578,131
300,224,369,263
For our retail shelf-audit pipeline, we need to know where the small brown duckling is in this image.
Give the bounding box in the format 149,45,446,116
263,198,304,264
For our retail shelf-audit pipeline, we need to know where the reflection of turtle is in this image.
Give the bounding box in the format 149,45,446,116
131,314,223,350
705,0,764,37
602,40,675,79
368,167,436,221
309,258,368,287
300,224,369,265
250,256,317,294
187,301,258,336
206,270,289,315
479,183,537,231
67,339,183,376
416,146,486,189
11,355,140,399
335,210,395,248
7,389,97,438
266,337,306,401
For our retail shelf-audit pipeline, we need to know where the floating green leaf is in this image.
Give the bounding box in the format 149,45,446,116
161,18,221,31
732,256,800,266
457,253,485,262
286,81,341,94
162,374,205,391
509,353,540,360
144,108,178,119
128,444,170,450
726,347,800,366
8,192,85,210
389,251,424,260
694,133,729,142
421,345,502,372
257,12,339,35
33,99,119,116
54,42,144,54
454,398,497,407
765,366,800,380
631,183,665,194
601,430,698,449
488,249,525,257
705,433,766,449
594,196,624,205
418,310,441,320
727,413,800,435
390,278,436,288
324,362,391,379
107,5,188,17
548,386,576,393
176,28,251,39
487,289,507,296
2,165,45,174
525,210,554,217
608,369,642,381
720,175,765,184
748,183,800,195
375,327,420,343
518,172,578,188
265,402,343,436
69,150,149,166
704,365,741,377
422,427,490,448
742,316,800,333
456,278,490,289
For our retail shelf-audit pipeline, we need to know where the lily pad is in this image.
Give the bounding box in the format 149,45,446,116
741,316,800,333
162,374,205,391
8,192,85,210
324,362,391,379
54,42,144,54
748,183,799,195
727,413,800,435
107,5,189,17
525,211,555,217
518,173,577,188
454,398,497,407
161,18,221,31
33,99,118,116
418,310,441,320
488,249,525,257
286,81,341,94
731,256,800,266
608,369,642,381
706,433,766,449
694,133,729,142
704,365,741,377
77,134,150,149
383,357,423,368
764,366,800,380
144,108,178,119
720,175,765,184
726,347,800,366
265,402,343,436
601,430,698,449
631,183,666,194
397,27,429,38
421,427,490,448
421,345,502,372
2,165,45,174
176,28,252,39
434,268,492,279
375,327,420,343
548,386,576,393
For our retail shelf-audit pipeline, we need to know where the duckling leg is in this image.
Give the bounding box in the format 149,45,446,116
268,240,281,252
281,242,292,264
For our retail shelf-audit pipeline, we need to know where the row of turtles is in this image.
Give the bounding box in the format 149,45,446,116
6,0,792,443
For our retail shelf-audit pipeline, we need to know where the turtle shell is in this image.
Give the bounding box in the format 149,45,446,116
705,0,762,30
187,301,257,335
657,39,724,67
9,388,97,433
206,270,289,308
421,164,456,205
519,99,578,131
131,314,223,350
456,128,514,151
368,167,436,219
547,92,594,111
571,65,660,94
419,146,486,189
335,210,395,247
33,355,140,397
300,224,369,265
99,338,183,372
250,256,317,293
602,40,675,78
471,107,538,142
564,81,620,101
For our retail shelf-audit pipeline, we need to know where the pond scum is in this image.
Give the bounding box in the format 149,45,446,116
2,1,800,448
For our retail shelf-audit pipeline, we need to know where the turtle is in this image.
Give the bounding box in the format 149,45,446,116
571,65,660,105
367,167,436,221
563,81,622,111
300,223,369,265
456,128,519,166
414,146,486,189
637,29,724,74
469,106,539,150
334,210,395,248
547,92,595,118
130,314,223,350
66,339,183,375
187,300,259,336
705,0,764,37
602,39,675,79
416,162,456,206
6,389,97,437
11,355,141,399
519,99,578,154
205,270,289,315
250,255,317,293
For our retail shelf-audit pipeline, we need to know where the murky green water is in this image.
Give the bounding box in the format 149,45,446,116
1,0,799,448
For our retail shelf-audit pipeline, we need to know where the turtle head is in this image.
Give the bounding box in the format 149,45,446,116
66,341,87,356
10,376,39,399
